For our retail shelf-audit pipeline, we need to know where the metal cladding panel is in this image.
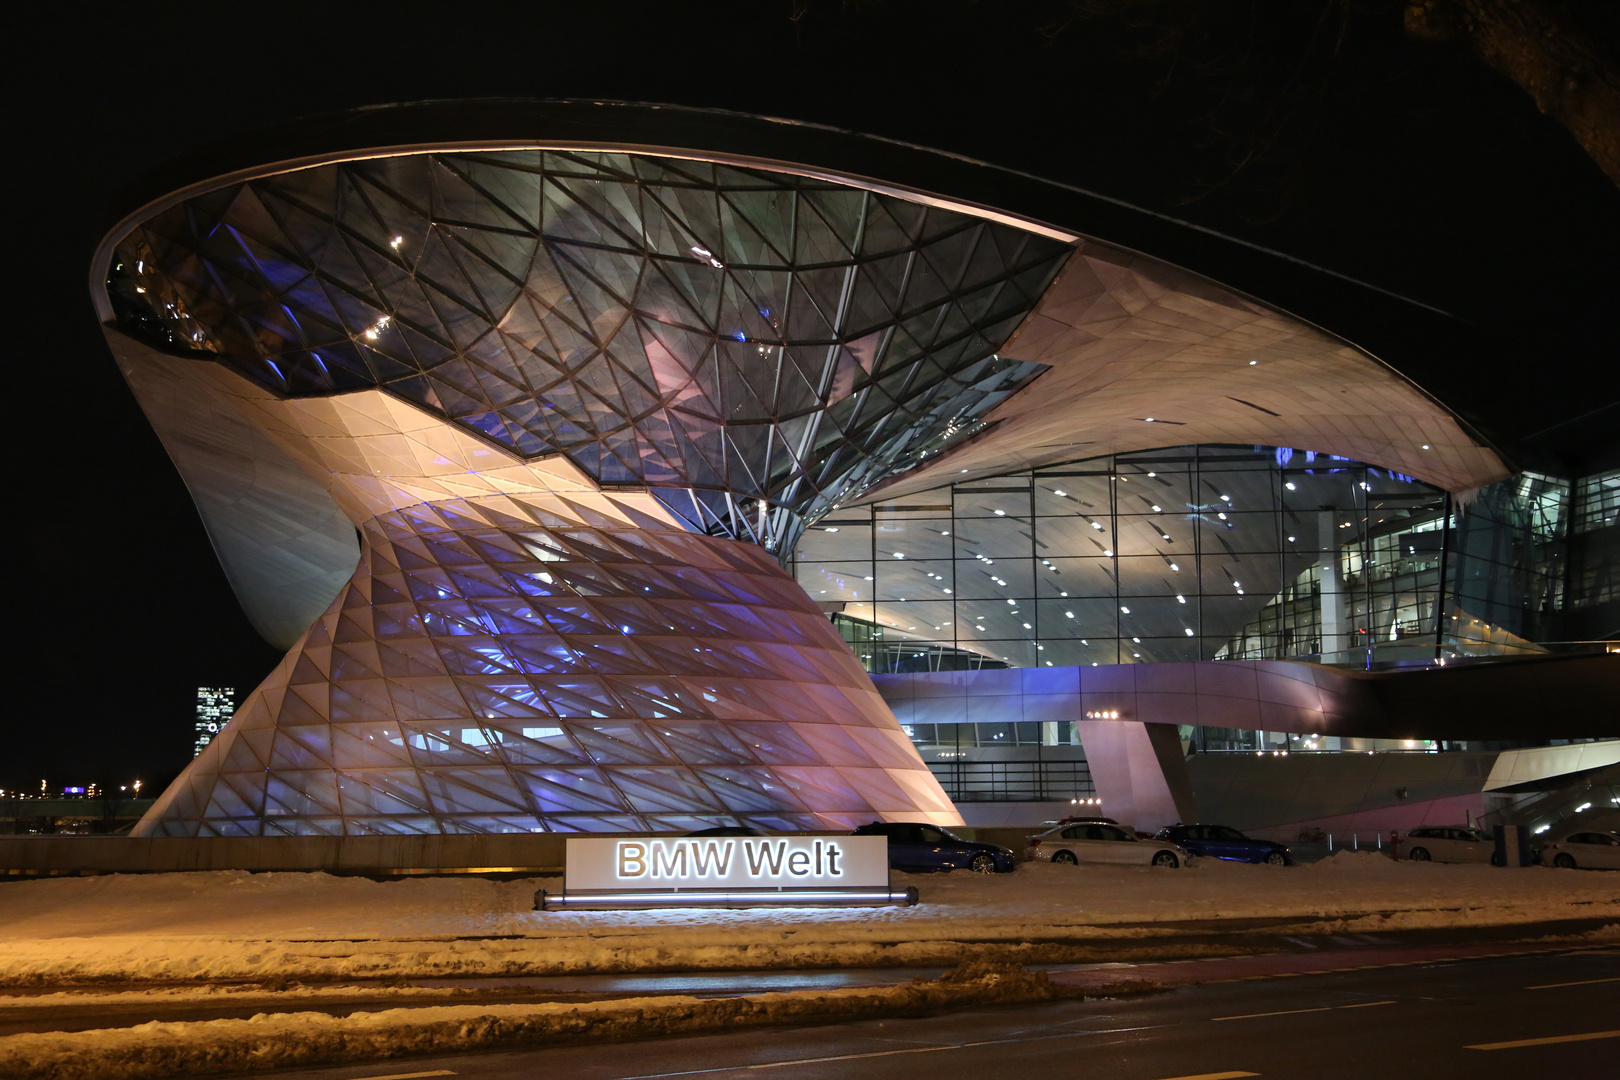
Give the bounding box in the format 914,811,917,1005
136,494,961,836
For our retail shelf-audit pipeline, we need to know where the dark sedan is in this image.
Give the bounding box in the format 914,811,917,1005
1155,823,1293,865
852,822,1016,873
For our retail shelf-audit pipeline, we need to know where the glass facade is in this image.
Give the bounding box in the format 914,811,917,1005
794,445,1456,668
1566,468,1620,621
107,150,1069,553
795,445,1613,672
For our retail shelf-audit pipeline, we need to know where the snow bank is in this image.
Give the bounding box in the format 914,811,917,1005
0,964,1077,1080
0,859,1613,983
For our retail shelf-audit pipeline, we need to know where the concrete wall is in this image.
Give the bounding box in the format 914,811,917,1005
0,834,567,876
873,662,1378,734
1186,751,1499,842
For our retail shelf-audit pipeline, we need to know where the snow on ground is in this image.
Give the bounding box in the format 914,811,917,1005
1,854,1614,983
0,986,906,1080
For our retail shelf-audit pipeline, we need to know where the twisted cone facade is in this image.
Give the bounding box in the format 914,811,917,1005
145,494,956,835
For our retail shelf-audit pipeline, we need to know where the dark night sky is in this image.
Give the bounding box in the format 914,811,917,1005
7,2,1617,793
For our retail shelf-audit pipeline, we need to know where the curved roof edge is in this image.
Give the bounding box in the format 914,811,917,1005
93,98,1517,468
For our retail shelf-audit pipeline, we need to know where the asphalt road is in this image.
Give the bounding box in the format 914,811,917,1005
257,947,1618,1080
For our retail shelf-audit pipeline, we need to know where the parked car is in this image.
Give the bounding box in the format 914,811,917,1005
1541,830,1620,870
1038,815,1120,827
1155,824,1292,865
1026,821,1189,868
851,822,1016,874
1403,825,1498,864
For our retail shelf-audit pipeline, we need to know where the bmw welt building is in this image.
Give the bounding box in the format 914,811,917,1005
96,101,1616,845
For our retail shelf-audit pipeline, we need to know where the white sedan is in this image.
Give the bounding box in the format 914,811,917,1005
1402,825,1498,864
1541,831,1620,870
1026,822,1190,868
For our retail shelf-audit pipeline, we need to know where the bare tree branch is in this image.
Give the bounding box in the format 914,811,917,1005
1407,0,1620,185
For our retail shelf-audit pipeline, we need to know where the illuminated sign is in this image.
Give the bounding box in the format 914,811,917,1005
537,835,914,910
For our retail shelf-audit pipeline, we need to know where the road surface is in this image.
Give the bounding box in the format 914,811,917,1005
252,945,1618,1080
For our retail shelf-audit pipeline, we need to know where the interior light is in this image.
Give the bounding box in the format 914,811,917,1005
824,527,839,533
1006,599,1017,605
1170,563,1180,571
1285,482,1297,491
1091,521,1103,530
1185,628,1195,636
893,552,905,559
1054,489,1068,497
1421,444,1432,450
1220,495,1230,502
1103,550,1113,557
1152,505,1162,512
994,509,1006,516
1249,360,1258,365
1147,472,1156,477
1176,595,1185,603
1023,623,1032,629
1120,606,1131,614
389,235,404,248
1144,417,1155,423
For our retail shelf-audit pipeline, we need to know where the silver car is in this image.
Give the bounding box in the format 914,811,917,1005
1402,825,1498,864
1026,821,1190,868
1541,830,1620,870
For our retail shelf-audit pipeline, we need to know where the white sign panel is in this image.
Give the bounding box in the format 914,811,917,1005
565,835,889,892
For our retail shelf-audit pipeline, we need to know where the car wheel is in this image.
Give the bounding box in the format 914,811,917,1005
1264,851,1287,866
1052,850,1078,865
1408,847,1430,861
970,853,997,874
1151,850,1180,868
1554,852,1577,869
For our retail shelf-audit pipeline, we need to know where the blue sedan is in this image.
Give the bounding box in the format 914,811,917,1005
852,822,1016,873
1155,824,1293,865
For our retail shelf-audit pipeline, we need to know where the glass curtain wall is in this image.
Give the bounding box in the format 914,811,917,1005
792,445,1455,668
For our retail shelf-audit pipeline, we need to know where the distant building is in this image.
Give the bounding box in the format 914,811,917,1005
194,688,236,756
